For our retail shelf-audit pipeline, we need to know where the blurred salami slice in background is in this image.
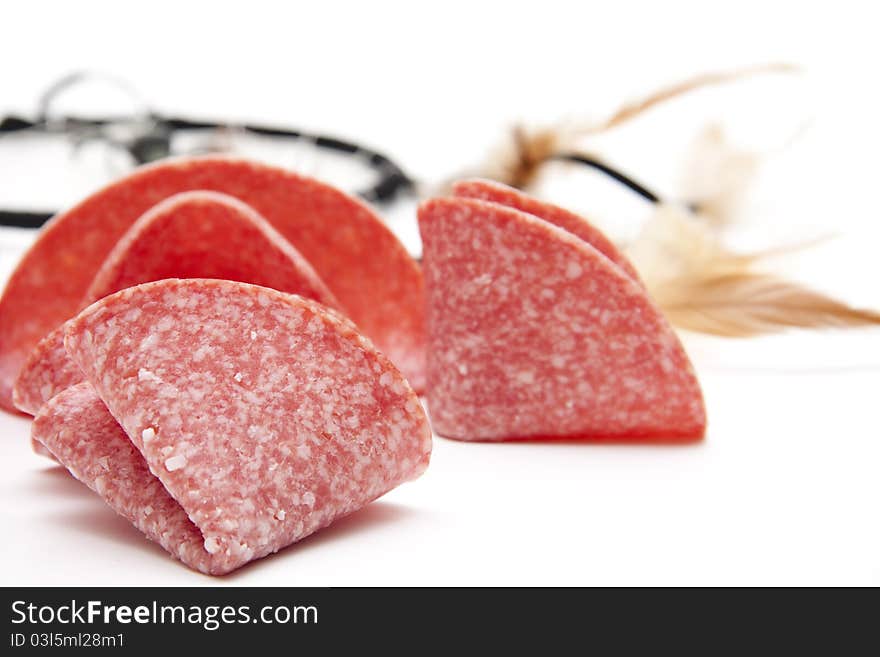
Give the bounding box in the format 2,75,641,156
82,191,342,308
0,157,426,412
14,191,348,419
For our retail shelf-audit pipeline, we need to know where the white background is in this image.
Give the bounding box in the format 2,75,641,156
1,0,878,585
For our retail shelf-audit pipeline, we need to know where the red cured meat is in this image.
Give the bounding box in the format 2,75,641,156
33,383,215,571
50,279,431,575
82,191,341,309
13,322,81,460
12,322,82,416
452,179,643,283
0,157,425,411
30,438,55,460
13,191,342,421
418,197,706,441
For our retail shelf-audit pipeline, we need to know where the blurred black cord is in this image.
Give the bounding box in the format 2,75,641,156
0,110,417,228
0,210,54,228
550,152,661,204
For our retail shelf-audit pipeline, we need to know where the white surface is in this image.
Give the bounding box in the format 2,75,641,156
1,0,879,586
2,341,879,587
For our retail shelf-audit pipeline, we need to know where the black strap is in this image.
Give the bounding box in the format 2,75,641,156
161,116,415,203
0,114,416,228
551,153,661,204
0,116,37,133
0,211,55,229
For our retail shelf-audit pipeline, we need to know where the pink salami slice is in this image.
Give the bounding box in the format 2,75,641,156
13,322,82,460
12,322,82,417
82,191,341,308
0,157,425,411
48,278,431,574
30,438,55,459
452,179,643,283
418,197,705,441
33,383,213,571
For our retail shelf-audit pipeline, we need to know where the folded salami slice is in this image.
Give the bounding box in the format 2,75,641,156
12,322,81,417
82,191,341,308
0,157,425,411
452,179,642,283
35,279,431,575
33,383,215,571
418,196,705,441
12,321,80,458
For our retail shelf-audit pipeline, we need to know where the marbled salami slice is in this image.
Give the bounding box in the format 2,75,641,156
51,278,431,574
12,322,82,416
0,157,425,411
452,179,642,283
83,191,341,308
418,197,705,441
33,383,213,572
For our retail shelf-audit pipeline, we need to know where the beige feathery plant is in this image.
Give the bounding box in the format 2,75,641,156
470,63,796,192
678,124,760,228
627,205,880,336
457,64,880,336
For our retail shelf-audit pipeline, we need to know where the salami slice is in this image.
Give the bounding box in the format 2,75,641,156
33,383,214,571
45,278,431,574
0,157,425,411
82,191,341,309
12,322,82,416
418,196,705,441
13,322,83,459
30,438,56,460
452,179,643,283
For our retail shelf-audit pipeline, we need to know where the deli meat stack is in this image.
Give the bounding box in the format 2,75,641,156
32,279,432,574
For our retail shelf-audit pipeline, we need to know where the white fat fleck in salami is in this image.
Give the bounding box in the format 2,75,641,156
418,196,706,442
46,279,431,575
81,191,342,311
